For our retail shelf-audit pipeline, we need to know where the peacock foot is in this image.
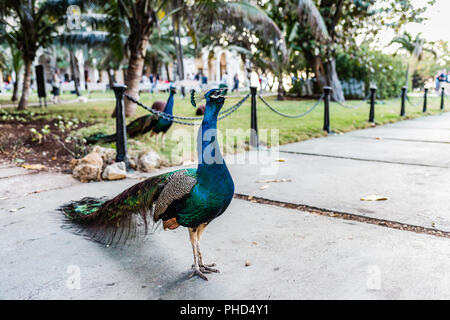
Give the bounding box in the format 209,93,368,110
191,263,220,274
188,268,208,281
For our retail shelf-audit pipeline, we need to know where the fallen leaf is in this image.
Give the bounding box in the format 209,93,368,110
51,157,57,161
360,195,388,201
259,184,270,190
22,164,46,170
329,213,338,217
245,260,251,267
275,158,286,162
255,178,292,183
9,206,25,212
251,241,257,246
373,137,382,140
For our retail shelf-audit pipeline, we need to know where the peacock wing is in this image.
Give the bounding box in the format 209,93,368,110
127,115,152,137
153,169,197,222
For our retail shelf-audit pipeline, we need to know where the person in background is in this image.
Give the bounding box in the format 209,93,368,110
149,73,155,93
51,69,61,104
232,73,239,92
201,73,208,89
221,72,228,86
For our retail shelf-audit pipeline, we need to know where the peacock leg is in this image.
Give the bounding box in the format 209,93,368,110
187,227,208,281
196,223,219,274
161,133,166,149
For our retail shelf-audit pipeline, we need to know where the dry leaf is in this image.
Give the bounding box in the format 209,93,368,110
9,206,25,212
329,213,338,217
275,158,286,162
360,195,388,201
255,178,292,183
259,184,270,190
245,260,251,267
22,164,46,170
51,157,57,161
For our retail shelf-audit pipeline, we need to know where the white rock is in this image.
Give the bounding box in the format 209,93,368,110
102,161,127,180
139,151,162,172
92,145,116,162
78,96,88,103
71,151,103,183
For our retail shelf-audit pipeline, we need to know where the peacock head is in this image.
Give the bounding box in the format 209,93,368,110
204,88,227,105
190,88,227,112
169,84,177,94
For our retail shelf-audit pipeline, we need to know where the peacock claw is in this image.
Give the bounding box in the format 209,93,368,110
191,263,219,272
200,264,220,273
188,268,208,281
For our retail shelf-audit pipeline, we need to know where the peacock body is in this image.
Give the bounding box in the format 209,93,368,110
60,88,232,280
85,87,176,144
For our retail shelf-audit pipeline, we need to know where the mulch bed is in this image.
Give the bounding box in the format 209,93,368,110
0,117,90,173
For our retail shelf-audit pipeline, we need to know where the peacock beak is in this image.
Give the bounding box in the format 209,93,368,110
219,88,228,98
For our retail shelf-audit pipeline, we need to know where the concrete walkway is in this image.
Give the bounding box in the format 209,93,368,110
0,112,449,299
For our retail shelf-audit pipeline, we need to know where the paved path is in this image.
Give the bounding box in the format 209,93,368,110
0,112,449,299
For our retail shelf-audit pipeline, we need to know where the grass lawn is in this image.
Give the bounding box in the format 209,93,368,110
0,91,114,105
1,89,446,165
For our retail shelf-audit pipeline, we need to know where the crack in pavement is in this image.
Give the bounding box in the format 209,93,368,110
350,135,450,144
278,150,449,169
0,171,40,180
234,193,450,239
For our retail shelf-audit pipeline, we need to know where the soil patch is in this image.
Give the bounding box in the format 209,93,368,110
0,117,90,173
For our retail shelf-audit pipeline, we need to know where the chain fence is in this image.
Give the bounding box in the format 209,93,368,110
124,92,250,126
331,92,371,109
258,94,324,119
406,95,423,107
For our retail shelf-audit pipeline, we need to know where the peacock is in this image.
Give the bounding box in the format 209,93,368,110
59,88,233,281
85,86,177,145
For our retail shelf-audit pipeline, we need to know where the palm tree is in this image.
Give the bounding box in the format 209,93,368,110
390,32,436,89
0,0,77,110
0,27,23,102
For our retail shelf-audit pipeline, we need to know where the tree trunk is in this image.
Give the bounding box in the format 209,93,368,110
165,63,171,82
277,76,285,101
306,54,344,101
11,79,19,102
69,51,80,96
123,44,146,116
18,59,32,110
107,69,114,90
324,58,344,101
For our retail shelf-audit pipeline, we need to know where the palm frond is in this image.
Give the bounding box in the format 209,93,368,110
297,0,329,43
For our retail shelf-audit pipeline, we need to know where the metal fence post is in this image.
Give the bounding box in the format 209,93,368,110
423,88,428,113
369,85,377,123
441,87,445,110
250,86,259,148
400,86,407,116
323,86,332,133
113,85,130,169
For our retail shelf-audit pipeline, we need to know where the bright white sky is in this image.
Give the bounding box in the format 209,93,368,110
377,0,449,51
406,0,449,42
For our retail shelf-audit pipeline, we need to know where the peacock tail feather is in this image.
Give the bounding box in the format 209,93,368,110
85,115,155,144
59,168,196,246
85,132,115,144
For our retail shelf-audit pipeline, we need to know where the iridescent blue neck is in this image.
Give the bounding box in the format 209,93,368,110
197,100,226,182
164,90,174,115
